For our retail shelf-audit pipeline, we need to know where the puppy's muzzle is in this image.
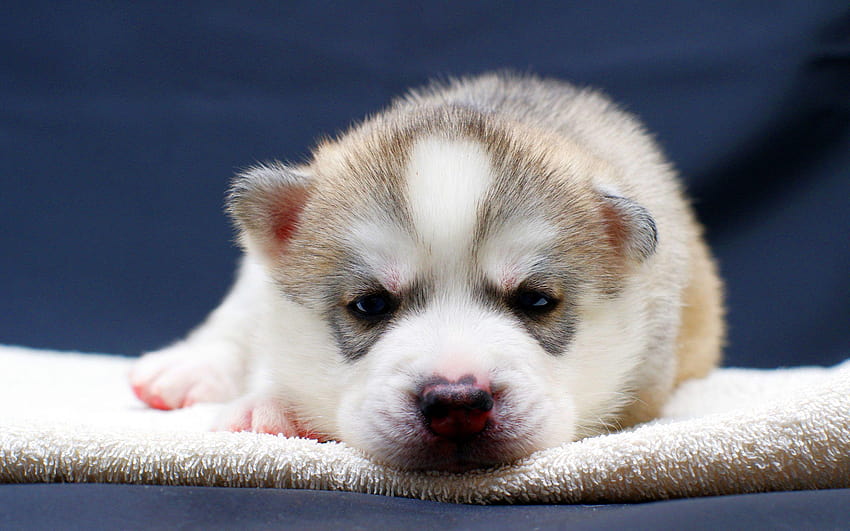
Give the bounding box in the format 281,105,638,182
418,375,493,440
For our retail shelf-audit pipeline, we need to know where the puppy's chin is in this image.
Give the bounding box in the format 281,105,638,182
377,435,534,472
356,419,563,472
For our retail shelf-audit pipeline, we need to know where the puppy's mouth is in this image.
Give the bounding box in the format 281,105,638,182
411,429,506,471
389,414,535,472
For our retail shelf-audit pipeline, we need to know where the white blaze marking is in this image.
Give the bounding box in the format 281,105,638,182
405,137,493,263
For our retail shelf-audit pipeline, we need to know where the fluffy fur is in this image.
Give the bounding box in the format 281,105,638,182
130,73,724,470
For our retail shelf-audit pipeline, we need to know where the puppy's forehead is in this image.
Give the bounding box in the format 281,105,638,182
337,133,562,293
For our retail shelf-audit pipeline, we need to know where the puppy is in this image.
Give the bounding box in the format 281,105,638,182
130,73,724,471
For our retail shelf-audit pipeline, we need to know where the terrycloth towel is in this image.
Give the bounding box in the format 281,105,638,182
1,344,848,504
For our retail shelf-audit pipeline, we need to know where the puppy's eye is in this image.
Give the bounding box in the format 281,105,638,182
348,292,396,321
512,289,558,316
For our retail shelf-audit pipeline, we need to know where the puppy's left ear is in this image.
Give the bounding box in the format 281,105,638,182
599,194,658,263
227,161,313,259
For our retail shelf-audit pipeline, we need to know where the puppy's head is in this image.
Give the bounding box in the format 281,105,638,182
228,108,658,470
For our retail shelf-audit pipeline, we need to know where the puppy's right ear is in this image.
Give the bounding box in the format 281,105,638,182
227,161,312,259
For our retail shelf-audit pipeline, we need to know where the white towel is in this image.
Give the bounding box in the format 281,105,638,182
1,344,848,503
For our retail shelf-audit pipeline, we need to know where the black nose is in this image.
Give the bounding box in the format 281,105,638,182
419,375,494,440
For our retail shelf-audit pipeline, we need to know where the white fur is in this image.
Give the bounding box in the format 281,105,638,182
562,288,651,435
405,137,493,265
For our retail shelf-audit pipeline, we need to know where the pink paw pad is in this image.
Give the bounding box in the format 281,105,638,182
131,383,173,411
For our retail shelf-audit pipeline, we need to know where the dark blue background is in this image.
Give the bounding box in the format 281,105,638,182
2,2,848,368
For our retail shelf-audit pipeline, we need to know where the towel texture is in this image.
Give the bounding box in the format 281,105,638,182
1,345,848,503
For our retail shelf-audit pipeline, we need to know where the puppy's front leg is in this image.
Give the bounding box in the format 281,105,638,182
129,257,265,410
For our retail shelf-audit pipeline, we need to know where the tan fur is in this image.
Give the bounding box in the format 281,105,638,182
675,224,725,384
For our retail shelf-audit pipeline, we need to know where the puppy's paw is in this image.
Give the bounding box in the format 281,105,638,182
215,396,321,440
129,344,243,410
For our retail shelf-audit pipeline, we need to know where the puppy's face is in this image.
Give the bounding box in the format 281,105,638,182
230,111,657,470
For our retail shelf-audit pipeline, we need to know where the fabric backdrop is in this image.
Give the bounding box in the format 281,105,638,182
1,2,848,370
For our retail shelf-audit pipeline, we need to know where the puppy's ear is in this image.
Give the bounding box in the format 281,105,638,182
599,194,658,263
227,161,312,258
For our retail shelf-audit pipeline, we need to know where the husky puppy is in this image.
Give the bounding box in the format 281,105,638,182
130,73,724,471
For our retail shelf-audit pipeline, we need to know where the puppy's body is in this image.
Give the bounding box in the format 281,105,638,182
131,74,723,470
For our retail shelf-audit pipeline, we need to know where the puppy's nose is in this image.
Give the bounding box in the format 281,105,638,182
419,375,493,440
